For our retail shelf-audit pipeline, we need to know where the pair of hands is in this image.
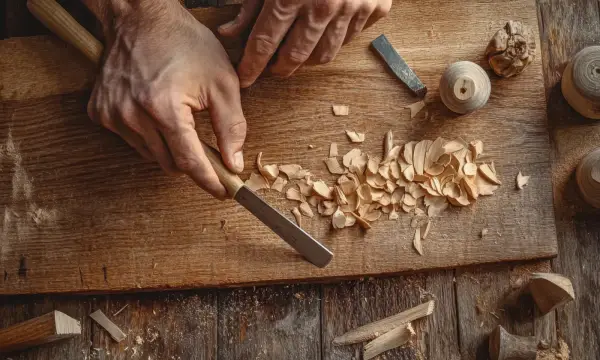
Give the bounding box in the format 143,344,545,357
84,0,391,198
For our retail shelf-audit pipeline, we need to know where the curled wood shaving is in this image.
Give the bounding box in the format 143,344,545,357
279,164,310,180
318,202,337,216
469,140,483,159
516,171,530,190
462,177,479,199
291,207,302,227
256,152,279,181
351,154,369,174
364,210,382,222
404,194,416,207
297,179,313,196
307,195,320,207
384,130,394,156
332,104,349,116
357,184,373,203
422,220,432,239
463,162,477,176
350,211,372,229
382,146,401,164
389,162,401,179
286,187,304,202
271,177,287,192
343,148,362,168
403,141,416,165
406,100,426,118
345,213,357,227
389,209,399,220
413,227,423,255
332,208,347,229
313,180,333,199
475,174,500,196
443,140,465,154
367,156,380,174
308,144,315,149
426,164,444,176
324,157,346,175
413,141,429,175
329,142,338,157
334,186,348,205
346,130,366,143
425,137,446,169
403,165,415,182
425,195,449,217
299,202,314,218
378,164,390,179
479,163,502,185
245,172,270,191
436,153,451,167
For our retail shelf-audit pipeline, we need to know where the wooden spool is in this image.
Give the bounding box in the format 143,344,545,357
561,46,600,119
439,61,491,114
576,147,600,207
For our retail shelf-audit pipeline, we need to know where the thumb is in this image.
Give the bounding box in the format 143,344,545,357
209,77,247,174
218,0,262,37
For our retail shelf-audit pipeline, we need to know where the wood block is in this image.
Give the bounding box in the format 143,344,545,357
0,310,81,353
0,0,557,295
89,310,126,342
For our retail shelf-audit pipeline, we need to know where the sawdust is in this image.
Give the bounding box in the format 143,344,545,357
537,338,570,360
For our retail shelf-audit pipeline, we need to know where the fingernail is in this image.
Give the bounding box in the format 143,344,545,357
233,151,244,173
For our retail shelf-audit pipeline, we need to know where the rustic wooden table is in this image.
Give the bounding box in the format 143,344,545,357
1,1,599,359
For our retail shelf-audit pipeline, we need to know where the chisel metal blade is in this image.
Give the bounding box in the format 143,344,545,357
371,34,427,97
234,186,333,268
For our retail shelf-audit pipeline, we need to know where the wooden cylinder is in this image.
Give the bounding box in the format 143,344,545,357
439,61,491,114
561,46,600,119
576,147,600,208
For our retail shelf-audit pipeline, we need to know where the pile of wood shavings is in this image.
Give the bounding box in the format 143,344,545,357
245,131,501,255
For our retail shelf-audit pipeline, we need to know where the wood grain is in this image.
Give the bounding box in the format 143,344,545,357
0,0,557,294
536,0,600,358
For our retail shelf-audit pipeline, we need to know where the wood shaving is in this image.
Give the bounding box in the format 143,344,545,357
324,157,346,174
334,186,348,205
307,196,320,207
332,208,346,229
245,172,270,191
406,100,426,118
403,141,416,164
479,163,502,185
367,156,380,174
279,164,309,180
364,210,382,222
382,146,401,164
329,142,338,157
332,104,349,116
469,140,483,159
256,152,279,181
413,140,429,175
389,210,399,220
384,130,393,156
346,130,366,143
271,177,287,192
516,171,530,190
463,162,477,176
403,165,415,182
299,202,314,218
286,187,304,202
481,228,488,237
422,220,432,239
351,212,372,229
308,144,315,149
443,140,464,154
343,148,362,168
313,180,333,199
297,179,313,196
475,173,500,195
291,207,302,227
413,227,423,255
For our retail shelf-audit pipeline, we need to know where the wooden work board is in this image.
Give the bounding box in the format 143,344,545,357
0,0,557,295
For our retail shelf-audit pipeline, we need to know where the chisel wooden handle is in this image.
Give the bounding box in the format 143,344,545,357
27,0,245,197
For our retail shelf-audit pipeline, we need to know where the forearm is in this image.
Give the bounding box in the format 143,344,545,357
80,0,178,28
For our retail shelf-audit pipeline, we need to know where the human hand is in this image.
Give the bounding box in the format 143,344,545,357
82,0,246,199
218,0,392,87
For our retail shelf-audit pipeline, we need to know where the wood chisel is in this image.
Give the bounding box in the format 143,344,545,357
27,0,333,268
371,34,427,97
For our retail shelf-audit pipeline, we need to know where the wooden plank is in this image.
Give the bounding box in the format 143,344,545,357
0,295,91,359
217,285,320,359
0,0,556,294
536,0,600,358
89,291,217,360
0,310,80,353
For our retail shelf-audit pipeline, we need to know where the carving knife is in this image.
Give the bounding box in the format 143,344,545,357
27,0,334,268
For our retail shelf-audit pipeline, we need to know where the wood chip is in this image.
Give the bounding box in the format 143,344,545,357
343,148,362,168
350,212,372,229
334,186,348,205
413,140,429,175
469,140,483,159
297,179,313,196
245,172,270,191
351,154,369,173
403,141,416,164
324,157,346,175
378,164,390,179
389,209,399,220
422,220,432,239
516,171,530,190
299,202,314,218
332,208,346,229
346,130,365,143
307,195,320,207
367,156,380,174
481,228,489,237
286,187,304,202
320,201,337,216
425,137,445,170
384,130,394,156
344,213,357,227
270,177,287,192
382,146,401,164
364,210,382,222
357,184,373,203
403,194,416,207
403,165,415,182
363,323,415,360
443,140,465,154
462,177,479,199
389,162,401,179
313,180,333,199
333,300,434,345
479,163,502,185
436,153,452,166
256,152,279,181
413,227,423,255
406,100,426,118
279,164,309,180
475,174,500,196
332,104,349,116
291,207,302,227
463,162,477,176
90,310,127,342
425,195,449,217
329,142,338,157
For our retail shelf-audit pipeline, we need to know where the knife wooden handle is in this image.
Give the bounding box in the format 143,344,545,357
27,0,245,198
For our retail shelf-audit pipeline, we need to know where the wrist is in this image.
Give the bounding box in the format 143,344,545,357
81,0,179,29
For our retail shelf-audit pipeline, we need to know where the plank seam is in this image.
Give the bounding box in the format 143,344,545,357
452,269,462,356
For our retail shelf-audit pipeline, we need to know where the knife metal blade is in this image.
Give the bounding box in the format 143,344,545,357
235,186,334,268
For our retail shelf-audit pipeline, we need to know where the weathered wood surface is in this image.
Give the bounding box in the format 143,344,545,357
0,0,556,295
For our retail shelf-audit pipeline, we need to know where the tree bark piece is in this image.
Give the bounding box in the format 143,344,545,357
485,20,536,77
333,300,434,345
529,273,575,315
0,311,81,353
363,323,415,360
489,325,537,360
89,310,126,342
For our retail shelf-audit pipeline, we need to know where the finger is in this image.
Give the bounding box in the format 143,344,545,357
343,2,377,45
160,109,228,199
218,0,263,37
237,1,302,88
114,122,155,162
118,98,179,174
364,0,392,29
209,76,247,174
269,4,337,77
308,8,354,65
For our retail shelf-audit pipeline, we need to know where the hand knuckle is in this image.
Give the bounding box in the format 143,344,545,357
251,34,277,57
285,48,312,65
174,155,200,174
313,0,340,17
